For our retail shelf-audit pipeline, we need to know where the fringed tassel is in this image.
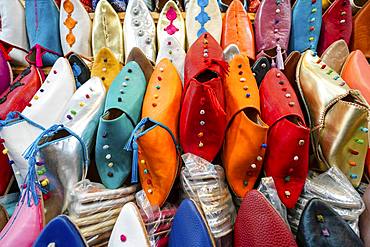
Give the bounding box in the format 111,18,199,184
271,58,276,68
276,44,285,70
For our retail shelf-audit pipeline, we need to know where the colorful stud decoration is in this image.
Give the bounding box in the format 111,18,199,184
276,8,281,13
299,140,305,146
148,189,153,194
66,114,73,120
120,234,127,242
79,102,85,107
350,174,358,179
355,139,364,144
350,149,359,155
243,86,248,90
262,143,267,148
108,172,113,177
159,67,164,72
70,110,77,115
316,214,325,222
144,169,149,174
198,142,204,148
251,164,257,169
294,156,299,161
240,77,246,82
322,228,330,237
155,85,161,90
122,82,128,87
340,19,346,24
198,132,204,137
243,180,248,186
349,161,356,166
152,103,157,107
200,121,205,126
246,93,251,98
108,162,114,168
257,156,263,161
200,110,205,115
360,127,368,133
285,93,291,98
34,95,39,100
2,149,8,155
284,190,291,197
289,102,295,107
105,154,112,160
140,160,146,165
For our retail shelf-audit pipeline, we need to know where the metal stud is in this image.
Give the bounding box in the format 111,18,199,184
103,145,109,150
251,164,257,169
285,93,291,98
294,156,299,161
200,121,205,126
240,77,246,82
148,189,153,194
106,154,111,160
299,140,305,146
200,110,205,115
108,162,114,168
198,142,204,148
276,8,281,13
284,190,291,197
257,156,263,161
289,102,295,107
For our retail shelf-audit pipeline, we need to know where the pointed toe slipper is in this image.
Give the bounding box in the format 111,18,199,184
91,47,122,91
125,59,182,207
223,54,268,199
96,61,147,189
260,68,310,209
92,0,124,63
60,0,92,57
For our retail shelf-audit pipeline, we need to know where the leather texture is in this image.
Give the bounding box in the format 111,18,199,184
251,56,270,86
234,190,297,247
133,59,182,206
221,0,255,60
181,33,228,162
185,0,222,48
360,185,370,247
38,77,105,223
0,48,12,96
91,47,122,90
289,0,322,52
34,215,87,247
254,0,291,68
68,53,91,87
60,0,92,57
169,199,214,247
25,0,63,67
341,50,370,179
317,0,352,55
282,51,300,87
92,0,124,63
157,0,185,50
321,39,349,74
124,0,156,63
297,198,364,247
0,0,29,66
0,190,44,247
296,50,369,187
0,205,8,232
108,202,150,247
0,66,42,120
260,68,310,209
0,58,75,188
96,62,146,189
218,0,247,11
223,54,268,198
156,36,185,84
93,0,127,12
126,47,155,83
351,1,370,59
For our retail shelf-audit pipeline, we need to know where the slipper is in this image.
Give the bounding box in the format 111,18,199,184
321,39,349,74
60,0,92,57
125,58,182,207
124,0,156,63
96,61,146,189
126,47,155,83
92,0,124,63
351,1,370,59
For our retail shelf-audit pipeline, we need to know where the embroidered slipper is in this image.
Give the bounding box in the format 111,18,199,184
317,0,352,55
222,0,255,60
223,54,268,199
92,0,124,63
91,47,122,90
60,0,92,57
96,61,146,189
156,36,185,84
124,0,156,63
108,202,150,247
185,0,222,48
25,0,63,67
296,50,369,187
157,0,185,50
125,59,182,207
254,0,291,70
251,56,270,86
0,0,29,66
289,0,322,53
34,215,88,247
260,68,310,209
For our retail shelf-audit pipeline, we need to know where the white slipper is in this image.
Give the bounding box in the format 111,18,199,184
124,0,156,63
60,0,92,57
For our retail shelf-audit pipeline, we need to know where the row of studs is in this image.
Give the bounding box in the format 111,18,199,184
308,0,318,48
100,66,134,178
237,62,267,187
316,213,330,237
66,87,94,121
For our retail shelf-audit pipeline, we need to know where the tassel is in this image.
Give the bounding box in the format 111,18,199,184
271,58,276,68
131,142,139,184
35,44,43,68
276,44,285,70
